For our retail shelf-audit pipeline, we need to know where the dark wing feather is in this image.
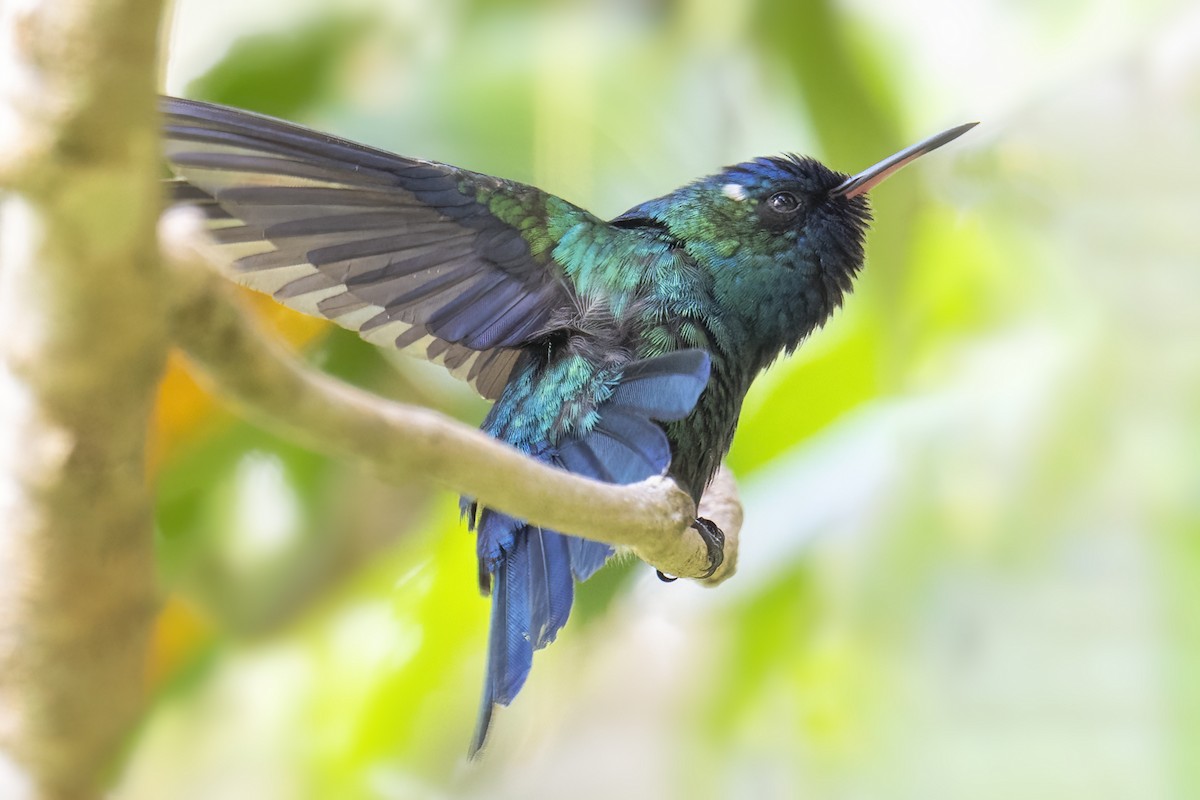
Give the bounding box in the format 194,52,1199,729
162,96,589,399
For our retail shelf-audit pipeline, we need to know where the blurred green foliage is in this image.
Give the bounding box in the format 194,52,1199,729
187,15,373,118
128,0,1200,797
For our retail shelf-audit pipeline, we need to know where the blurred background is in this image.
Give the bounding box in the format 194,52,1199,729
128,0,1199,797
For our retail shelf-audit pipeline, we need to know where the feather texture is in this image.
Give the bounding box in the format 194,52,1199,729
161,97,586,399
468,350,710,756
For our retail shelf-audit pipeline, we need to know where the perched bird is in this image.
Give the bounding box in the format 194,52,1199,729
161,97,974,755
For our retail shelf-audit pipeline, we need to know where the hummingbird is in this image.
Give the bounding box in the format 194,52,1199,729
161,97,975,755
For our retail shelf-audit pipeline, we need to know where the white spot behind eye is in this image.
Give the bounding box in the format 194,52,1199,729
722,183,748,202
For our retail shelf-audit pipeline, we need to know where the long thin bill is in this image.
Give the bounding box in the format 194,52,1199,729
830,122,978,199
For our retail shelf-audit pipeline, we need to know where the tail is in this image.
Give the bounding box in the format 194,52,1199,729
467,350,711,757
470,518,583,755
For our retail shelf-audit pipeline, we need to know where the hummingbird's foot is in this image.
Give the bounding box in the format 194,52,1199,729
692,517,726,579
655,517,725,582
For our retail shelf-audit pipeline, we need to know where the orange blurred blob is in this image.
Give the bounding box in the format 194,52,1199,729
147,288,331,472
146,593,216,690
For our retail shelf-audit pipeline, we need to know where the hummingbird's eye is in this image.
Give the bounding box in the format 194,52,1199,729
767,192,800,214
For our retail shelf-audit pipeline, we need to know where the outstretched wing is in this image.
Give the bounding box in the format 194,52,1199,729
162,97,593,399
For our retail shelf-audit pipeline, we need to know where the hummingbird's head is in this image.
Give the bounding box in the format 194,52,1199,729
703,154,874,316
613,155,875,357
612,123,977,359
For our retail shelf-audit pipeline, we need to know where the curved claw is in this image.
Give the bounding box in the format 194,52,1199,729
692,517,725,579
655,519,726,583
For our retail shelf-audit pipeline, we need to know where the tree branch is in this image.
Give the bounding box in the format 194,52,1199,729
0,0,167,797
161,208,741,585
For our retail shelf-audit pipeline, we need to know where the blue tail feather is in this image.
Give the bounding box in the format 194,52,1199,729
471,516,574,757
568,537,613,581
609,349,711,421
526,527,574,648
471,548,529,755
468,349,711,756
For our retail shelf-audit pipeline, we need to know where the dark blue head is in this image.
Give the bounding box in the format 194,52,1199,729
613,122,977,363
716,154,873,315
614,155,871,360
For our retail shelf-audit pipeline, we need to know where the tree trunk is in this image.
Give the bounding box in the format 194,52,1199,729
0,0,167,796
